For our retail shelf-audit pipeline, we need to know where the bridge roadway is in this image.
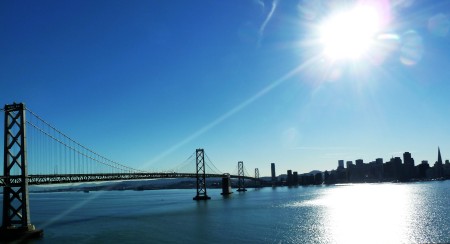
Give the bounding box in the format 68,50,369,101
0,173,256,186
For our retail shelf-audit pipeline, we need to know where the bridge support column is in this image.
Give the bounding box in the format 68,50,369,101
220,174,232,195
236,161,247,192
0,103,43,241
254,168,260,188
193,149,210,200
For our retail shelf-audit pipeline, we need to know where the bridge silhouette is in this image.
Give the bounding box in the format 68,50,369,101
0,103,263,240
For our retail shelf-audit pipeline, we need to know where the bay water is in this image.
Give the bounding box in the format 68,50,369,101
3,181,450,243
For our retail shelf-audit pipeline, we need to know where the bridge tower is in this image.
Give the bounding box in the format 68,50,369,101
254,168,260,188
0,103,43,240
236,161,247,192
193,148,210,200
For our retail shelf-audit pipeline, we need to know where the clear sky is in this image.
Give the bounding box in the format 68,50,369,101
1,0,449,176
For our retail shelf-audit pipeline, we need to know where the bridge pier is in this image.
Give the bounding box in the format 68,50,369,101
0,103,43,241
193,149,210,200
0,225,43,242
221,174,233,195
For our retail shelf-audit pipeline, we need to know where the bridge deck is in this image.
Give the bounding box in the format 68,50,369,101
0,173,257,186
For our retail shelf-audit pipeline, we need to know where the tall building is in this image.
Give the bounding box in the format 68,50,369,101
346,161,353,168
287,170,293,186
293,171,299,185
271,163,277,184
403,152,413,165
435,147,444,178
393,157,403,180
403,152,415,180
355,159,364,166
438,147,443,164
418,160,430,179
338,160,344,169
346,161,354,182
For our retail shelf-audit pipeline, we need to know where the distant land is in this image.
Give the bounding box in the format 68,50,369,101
28,178,237,193
27,171,319,193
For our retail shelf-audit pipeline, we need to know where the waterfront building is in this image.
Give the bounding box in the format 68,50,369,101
368,160,383,181
346,161,353,168
435,147,444,178
338,160,344,170
324,171,330,184
346,161,354,181
314,172,323,185
418,160,430,179
393,157,403,180
355,159,364,166
444,160,450,177
351,159,366,182
336,160,347,183
271,163,277,185
384,157,401,181
376,158,384,179
287,170,293,186
293,172,299,185
403,152,415,180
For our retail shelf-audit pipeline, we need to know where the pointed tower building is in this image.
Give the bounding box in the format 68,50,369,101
435,147,444,178
437,147,443,165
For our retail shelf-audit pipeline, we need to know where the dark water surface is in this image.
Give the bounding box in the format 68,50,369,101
4,181,450,243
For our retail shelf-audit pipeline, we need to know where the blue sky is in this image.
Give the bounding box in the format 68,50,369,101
1,0,450,176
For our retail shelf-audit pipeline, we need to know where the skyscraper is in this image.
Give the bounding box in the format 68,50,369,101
355,159,364,166
287,170,293,186
293,171,299,185
403,152,413,165
271,163,277,184
338,160,344,169
437,147,443,165
435,147,444,178
403,152,415,180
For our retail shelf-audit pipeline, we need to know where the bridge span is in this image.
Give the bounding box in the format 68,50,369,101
0,103,264,241
0,172,254,186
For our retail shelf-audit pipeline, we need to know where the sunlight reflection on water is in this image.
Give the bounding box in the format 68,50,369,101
284,183,445,244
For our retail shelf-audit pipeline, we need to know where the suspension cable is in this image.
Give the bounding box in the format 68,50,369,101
25,113,144,173
204,154,223,174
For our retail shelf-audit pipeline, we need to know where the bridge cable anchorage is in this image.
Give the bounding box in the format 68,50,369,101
25,108,146,174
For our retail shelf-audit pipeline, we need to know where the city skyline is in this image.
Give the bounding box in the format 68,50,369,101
271,147,449,179
1,1,450,176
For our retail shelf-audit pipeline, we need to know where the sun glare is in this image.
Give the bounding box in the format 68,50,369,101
319,5,382,60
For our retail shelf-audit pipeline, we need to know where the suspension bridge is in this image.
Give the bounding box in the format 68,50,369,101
0,103,263,240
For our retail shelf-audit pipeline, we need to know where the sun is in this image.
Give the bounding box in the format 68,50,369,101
319,5,382,60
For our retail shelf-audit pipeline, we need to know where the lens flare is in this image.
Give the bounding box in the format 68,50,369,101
319,5,383,60
400,30,424,66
